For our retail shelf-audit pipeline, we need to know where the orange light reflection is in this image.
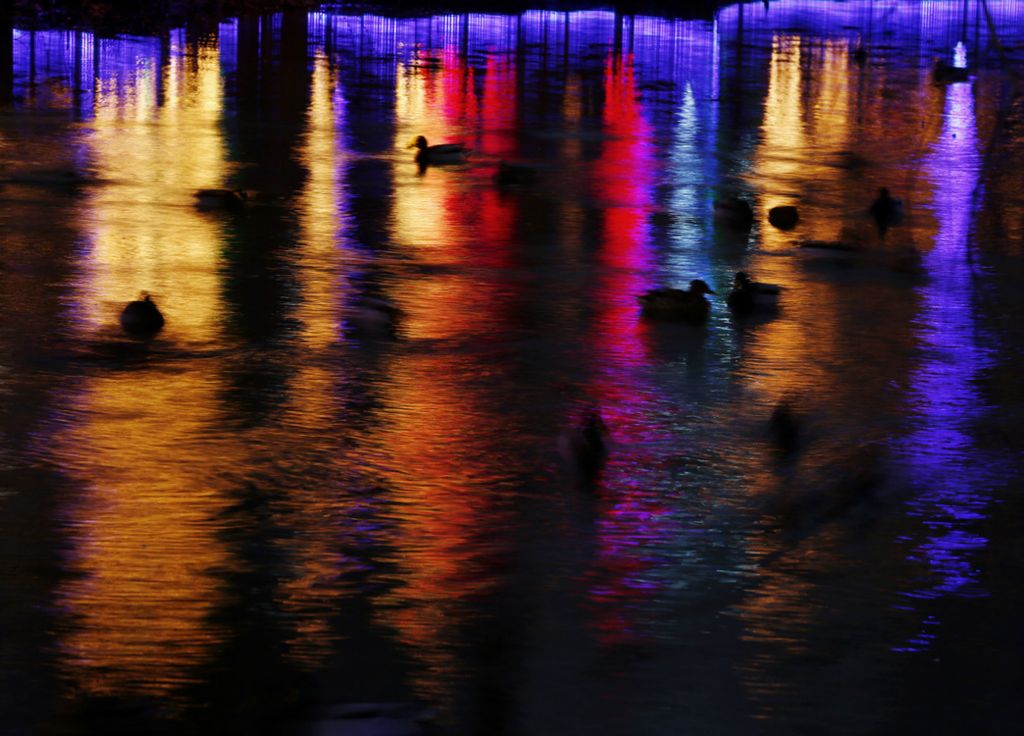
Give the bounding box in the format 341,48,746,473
52,38,237,700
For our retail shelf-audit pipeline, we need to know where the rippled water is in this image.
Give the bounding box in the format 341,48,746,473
2,2,1024,733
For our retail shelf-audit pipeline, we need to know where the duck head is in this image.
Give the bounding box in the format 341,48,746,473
409,135,428,151
689,279,716,296
733,272,752,288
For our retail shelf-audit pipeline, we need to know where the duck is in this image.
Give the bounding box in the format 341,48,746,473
638,279,716,322
559,411,609,484
345,295,402,339
852,45,868,68
409,136,471,166
120,293,165,335
194,188,247,210
726,271,782,315
767,205,799,230
932,58,969,84
713,195,754,231
869,187,903,236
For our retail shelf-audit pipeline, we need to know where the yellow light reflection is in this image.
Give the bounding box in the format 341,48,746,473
295,56,345,351
744,37,857,402
391,56,477,260
54,370,234,699
273,55,351,669
79,43,227,341
54,39,239,700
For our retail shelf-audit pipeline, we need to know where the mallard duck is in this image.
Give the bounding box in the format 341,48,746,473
559,411,609,483
727,271,782,314
869,187,903,235
346,295,402,339
409,136,471,166
120,293,164,335
932,59,969,84
638,279,716,322
767,205,799,230
714,195,754,231
194,188,247,210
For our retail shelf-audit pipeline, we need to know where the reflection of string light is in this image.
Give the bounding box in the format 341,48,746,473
953,40,967,68
893,35,995,653
48,28,237,699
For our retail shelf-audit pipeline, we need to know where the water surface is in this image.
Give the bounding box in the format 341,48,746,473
2,2,1024,733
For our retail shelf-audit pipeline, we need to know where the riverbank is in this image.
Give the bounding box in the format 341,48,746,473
12,0,720,34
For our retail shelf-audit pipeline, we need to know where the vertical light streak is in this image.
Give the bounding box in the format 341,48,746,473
271,54,350,669
895,74,996,651
50,34,237,700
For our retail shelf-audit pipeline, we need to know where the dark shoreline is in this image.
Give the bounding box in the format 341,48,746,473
12,0,719,35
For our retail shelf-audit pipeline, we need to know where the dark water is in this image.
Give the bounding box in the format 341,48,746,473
2,2,1024,733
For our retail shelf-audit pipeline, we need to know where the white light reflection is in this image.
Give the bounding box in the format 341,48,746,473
953,40,968,67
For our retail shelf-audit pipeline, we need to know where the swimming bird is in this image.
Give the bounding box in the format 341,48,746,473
120,293,165,335
714,195,754,231
726,271,782,315
638,279,716,323
345,295,402,339
932,59,969,84
409,136,471,166
767,205,799,230
869,187,903,236
194,188,247,210
559,411,609,484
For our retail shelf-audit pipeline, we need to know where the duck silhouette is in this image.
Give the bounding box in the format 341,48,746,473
727,272,782,315
194,188,247,210
767,205,799,230
409,136,471,167
714,196,754,231
559,411,609,485
869,187,903,236
638,279,716,323
120,293,164,336
346,295,402,339
932,58,969,84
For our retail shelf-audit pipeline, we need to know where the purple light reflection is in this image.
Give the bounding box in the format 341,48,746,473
893,59,1004,652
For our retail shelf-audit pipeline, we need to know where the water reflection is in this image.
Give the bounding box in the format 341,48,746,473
46,30,236,703
894,60,998,648
3,2,1024,733
78,33,226,339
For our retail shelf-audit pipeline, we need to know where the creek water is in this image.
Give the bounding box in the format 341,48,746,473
1,2,1023,733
